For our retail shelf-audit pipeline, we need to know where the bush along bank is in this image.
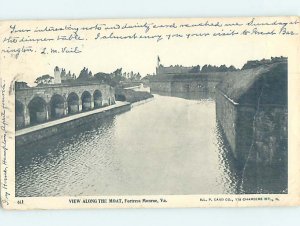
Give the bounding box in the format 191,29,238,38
115,88,154,103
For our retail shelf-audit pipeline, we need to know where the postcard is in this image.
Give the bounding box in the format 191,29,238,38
0,16,300,209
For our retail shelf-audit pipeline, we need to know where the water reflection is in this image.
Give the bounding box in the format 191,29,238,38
15,91,285,197
152,90,215,101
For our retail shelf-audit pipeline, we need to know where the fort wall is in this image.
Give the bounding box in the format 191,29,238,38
216,61,288,167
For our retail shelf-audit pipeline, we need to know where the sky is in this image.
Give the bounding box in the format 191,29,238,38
13,39,284,86
1,17,297,86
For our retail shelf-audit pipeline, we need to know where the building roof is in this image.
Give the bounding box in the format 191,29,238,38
217,61,287,106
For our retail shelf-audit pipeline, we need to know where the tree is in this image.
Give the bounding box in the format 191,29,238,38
34,74,54,86
136,72,141,80
218,65,227,72
201,64,208,72
228,65,237,71
77,67,91,80
94,72,115,86
130,71,134,80
61,68,66,77
66,70,71,78
189,65,200,73
112,68,125,83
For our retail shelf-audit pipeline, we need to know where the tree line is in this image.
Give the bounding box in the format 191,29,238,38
31,67,143,87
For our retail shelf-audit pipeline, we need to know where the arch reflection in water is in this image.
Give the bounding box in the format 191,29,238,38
151,90,215,101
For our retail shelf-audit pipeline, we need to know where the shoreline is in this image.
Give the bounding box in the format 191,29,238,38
131,97,154,108
16,96,154,147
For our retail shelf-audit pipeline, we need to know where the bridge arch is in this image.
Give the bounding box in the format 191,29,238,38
50,94,66,119
28,96,48,125
81,91,92,111
15,100,25,129
67,92,79,114
93,90,102,108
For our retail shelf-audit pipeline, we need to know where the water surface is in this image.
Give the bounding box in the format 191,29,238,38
16,92,240,196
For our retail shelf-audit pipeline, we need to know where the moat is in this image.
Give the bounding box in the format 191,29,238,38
15,90,287,197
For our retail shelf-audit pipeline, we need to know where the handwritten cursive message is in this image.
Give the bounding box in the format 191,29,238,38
1,17,299,58
1,82,10,206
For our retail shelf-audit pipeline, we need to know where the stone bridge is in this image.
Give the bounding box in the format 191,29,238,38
15,83,116,129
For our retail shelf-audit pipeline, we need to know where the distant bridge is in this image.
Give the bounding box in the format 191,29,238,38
15,83,116,129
